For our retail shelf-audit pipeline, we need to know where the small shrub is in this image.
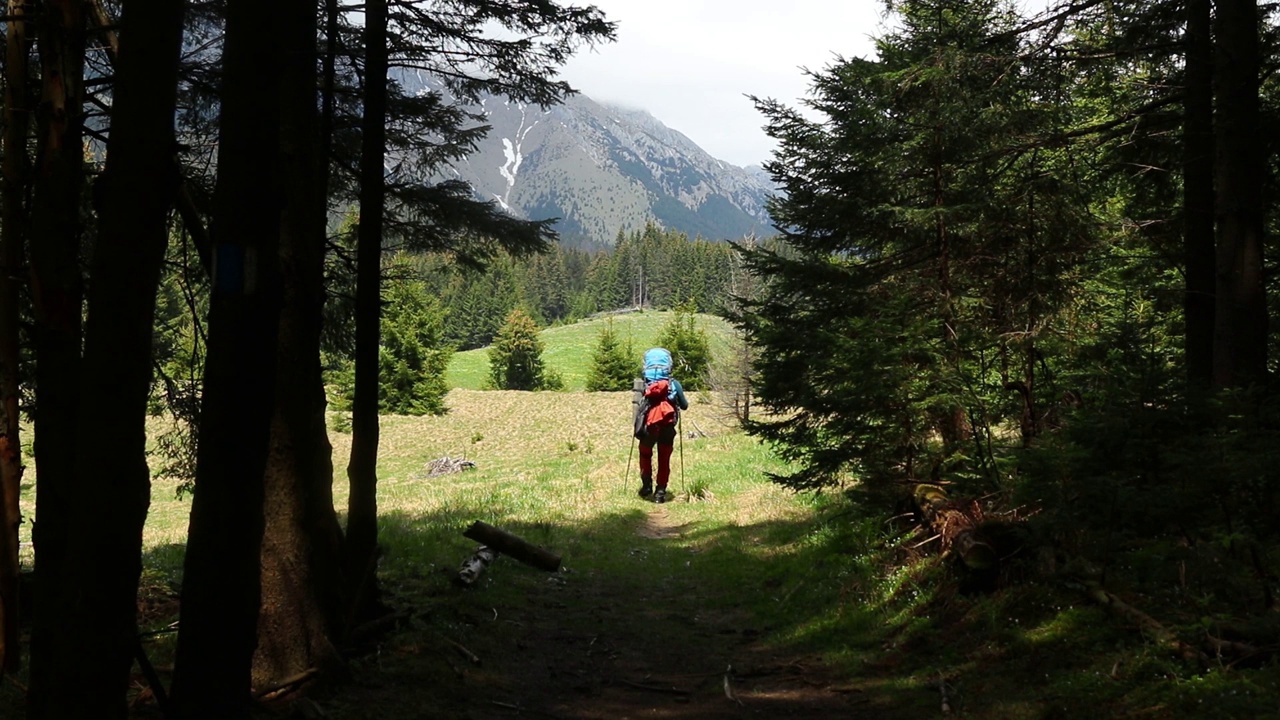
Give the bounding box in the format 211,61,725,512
488,308,559,391
586,319,636,391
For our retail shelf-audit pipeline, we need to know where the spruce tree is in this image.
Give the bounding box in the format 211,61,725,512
585,319,635,391
337,271,452,415
488,309,561,390
740,0,1093,491
656,304,711,391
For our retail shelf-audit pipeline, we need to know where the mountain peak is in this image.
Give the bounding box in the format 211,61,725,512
411,75,775,246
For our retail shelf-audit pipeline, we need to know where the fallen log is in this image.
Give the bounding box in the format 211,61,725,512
462,521,561,572
913,484,997,571
454,545,498,587
1070,578,1208,666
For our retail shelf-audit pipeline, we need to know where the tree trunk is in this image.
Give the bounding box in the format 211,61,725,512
29,2,188,716
25,0,86,711
0,0,31,675
252,0,348,691
1212,0,1268,389
346,0,388,621
1183,0,1215,396
913,484,996,571
462,521,562,572
170,0,286,716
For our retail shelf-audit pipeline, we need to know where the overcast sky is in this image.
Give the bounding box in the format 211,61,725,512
558,1,888,168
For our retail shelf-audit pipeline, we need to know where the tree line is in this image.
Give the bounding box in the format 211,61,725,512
410,223,750,351
738,0,1280,632
0,0,612,717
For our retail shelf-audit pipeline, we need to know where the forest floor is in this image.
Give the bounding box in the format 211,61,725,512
320,499,901,720
9,390,1280,719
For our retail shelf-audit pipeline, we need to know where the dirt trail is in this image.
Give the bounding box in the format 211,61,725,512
344,505,882,720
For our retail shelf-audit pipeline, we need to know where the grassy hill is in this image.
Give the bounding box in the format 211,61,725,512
445,310,738,390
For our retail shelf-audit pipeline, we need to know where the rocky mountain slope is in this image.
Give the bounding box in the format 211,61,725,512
408,73,776,247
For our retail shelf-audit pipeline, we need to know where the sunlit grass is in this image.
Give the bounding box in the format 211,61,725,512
446,310,737,390
13,322,1278,720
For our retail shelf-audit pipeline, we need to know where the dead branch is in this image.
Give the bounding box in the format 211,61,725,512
1071,579,1208,666
619,678,690,695
252,667,321,699
913,484,997,571
440,636,481,665
939,672,954,714
723,664,743,705
489,700,565,719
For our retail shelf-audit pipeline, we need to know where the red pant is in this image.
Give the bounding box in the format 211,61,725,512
639,425,676,488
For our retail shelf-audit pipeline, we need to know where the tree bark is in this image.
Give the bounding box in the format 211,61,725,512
171,0,286,716
462,521,562,572
252,0,348,691
28,2,188,716
0,0,31,675
913,484,996,571
1212,0,1268,389
346,0,388,621
25,0,86,711
1183,0,1215,396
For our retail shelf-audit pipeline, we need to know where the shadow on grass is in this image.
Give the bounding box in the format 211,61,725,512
350,499,1280,720
326,501,932,720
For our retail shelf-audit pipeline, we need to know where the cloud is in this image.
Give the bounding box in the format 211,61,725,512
560,0,885,167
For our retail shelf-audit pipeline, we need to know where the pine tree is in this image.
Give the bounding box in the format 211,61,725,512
488,309,561,391
585,319,635,391
656,304,711,391
740,0,1091,491
377,274,452,414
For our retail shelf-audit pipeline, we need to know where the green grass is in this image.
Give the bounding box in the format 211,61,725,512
445,310,737,390
10,315,1280,719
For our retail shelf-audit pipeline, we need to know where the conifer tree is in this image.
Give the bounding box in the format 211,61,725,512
656,303,711,391
378,278,451,415
488,309,561,390
740,0,1089,491
586,319,635,391
334,270,452,415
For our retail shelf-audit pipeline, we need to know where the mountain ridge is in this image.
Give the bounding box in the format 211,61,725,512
407,73,776,247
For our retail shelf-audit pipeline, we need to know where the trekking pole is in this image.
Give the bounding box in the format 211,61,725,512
623,435,636,494
678,414,685,498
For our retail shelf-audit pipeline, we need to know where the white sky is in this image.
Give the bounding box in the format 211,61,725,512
559,1,888,168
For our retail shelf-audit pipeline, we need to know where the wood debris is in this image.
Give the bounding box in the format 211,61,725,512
455,545,498,587
424,457,476,476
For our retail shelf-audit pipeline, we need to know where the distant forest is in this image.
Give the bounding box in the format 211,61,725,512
403,224,756,350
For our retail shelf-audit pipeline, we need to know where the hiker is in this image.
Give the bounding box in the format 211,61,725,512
634,347,688,504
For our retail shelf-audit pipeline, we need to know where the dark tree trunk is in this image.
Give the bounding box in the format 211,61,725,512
170,0,286,716
0,0,31,675
1184,0,1215,395
253,0,348,689
346,0,388,620
1212,0,1268,389
29,2,187,716
25,0,86,711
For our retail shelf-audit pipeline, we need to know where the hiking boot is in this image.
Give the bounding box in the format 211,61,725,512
655,488,667,504
638,478,653,498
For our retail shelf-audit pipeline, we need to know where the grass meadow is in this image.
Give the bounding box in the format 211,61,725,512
446,310,738,390
8,311,1280,719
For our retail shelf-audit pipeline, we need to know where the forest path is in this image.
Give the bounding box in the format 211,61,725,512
329,500,898,720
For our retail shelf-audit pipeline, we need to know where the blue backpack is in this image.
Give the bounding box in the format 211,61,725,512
634,348,677,438
643,347,673,382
